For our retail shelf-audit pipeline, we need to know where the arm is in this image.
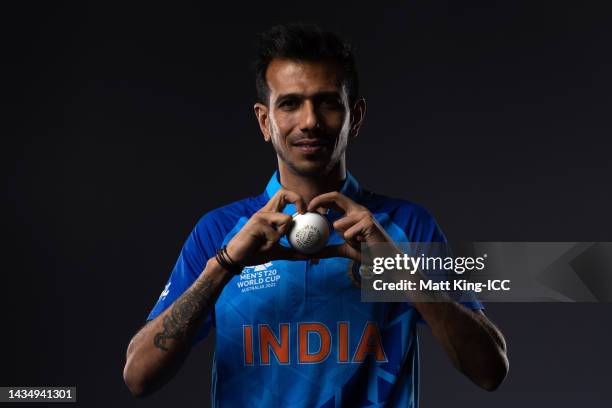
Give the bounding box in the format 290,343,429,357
123,188,308,397
123,258,231,397
378,247,508,390
307,192,509,391
413,299,508,391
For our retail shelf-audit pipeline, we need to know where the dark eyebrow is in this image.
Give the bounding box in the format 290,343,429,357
275,93,303,106
313,91,342,100
275,91,342,106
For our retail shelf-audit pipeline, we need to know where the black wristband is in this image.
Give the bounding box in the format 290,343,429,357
215,246,244,275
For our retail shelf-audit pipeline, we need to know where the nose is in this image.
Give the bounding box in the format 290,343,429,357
299,100,320,132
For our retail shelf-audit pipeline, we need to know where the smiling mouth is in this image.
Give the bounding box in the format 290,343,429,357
292,139,330,155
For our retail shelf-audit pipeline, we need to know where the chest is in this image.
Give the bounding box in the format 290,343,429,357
218,257,362,321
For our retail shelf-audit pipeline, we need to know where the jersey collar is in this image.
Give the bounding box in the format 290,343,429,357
263,170,363,217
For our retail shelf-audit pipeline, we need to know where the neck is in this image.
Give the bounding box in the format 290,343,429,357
277,159,347,205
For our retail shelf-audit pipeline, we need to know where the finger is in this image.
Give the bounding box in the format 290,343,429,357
275,218,292,236
344,214,394,244
343,218,370,243
332,212,363,232
257,212,293,231
259,223,283,244
263,189,306,213
307,192,354,214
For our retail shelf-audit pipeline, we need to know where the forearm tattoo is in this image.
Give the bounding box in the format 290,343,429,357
153,276,214,351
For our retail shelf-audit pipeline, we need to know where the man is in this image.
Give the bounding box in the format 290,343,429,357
123,23,508,407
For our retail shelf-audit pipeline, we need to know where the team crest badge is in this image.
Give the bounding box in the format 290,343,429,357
347,261,374,288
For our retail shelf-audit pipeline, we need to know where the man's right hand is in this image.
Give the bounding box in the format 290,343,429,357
226,188,309,266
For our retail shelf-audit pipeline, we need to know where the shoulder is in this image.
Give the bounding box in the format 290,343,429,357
193,193,266,237
361,190,446,243
185,194,266,257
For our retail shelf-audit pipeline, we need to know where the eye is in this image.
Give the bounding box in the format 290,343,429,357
321,97,342,109
278,98,299,110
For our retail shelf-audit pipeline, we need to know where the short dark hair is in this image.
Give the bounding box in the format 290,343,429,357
254,23,359,106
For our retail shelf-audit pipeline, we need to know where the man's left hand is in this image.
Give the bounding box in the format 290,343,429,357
307,192,393,262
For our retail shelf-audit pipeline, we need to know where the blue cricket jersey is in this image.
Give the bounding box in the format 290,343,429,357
147,171,483,407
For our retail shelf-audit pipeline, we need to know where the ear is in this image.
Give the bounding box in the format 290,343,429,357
349,97,366,140
254,103,272,142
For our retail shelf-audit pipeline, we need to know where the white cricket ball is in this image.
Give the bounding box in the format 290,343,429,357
287,212,330,254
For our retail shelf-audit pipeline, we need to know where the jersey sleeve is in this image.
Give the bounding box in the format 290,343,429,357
146,212,224,346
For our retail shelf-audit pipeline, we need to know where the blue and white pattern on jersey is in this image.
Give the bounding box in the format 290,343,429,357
147,171,483,408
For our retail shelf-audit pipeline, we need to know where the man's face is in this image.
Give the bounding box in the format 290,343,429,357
255,58,360,177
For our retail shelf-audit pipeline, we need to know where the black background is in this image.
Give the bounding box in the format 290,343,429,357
3,1,611,406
